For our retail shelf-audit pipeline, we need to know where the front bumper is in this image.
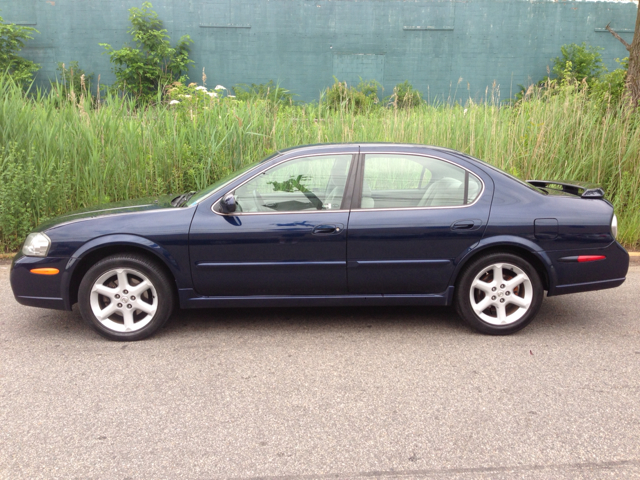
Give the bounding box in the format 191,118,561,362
10,254,70,310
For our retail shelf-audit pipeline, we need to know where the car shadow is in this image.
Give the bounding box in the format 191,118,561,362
159,305,471,338
17,295,584,342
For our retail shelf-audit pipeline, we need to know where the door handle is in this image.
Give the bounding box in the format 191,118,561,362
312,224,343,235
451,219,481,230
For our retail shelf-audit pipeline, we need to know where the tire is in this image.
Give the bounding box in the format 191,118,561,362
78,254,175,341
455,252,543,335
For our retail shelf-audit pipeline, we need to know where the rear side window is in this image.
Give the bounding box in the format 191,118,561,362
360,154,482,209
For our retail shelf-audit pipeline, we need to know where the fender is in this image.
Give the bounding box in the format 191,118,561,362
449,235,558,291
60,234,188,309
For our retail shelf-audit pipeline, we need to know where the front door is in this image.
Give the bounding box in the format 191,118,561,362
347,152,493,294
189,154,354,296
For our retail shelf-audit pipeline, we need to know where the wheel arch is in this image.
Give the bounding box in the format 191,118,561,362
451,237,555,292
63,235,180,309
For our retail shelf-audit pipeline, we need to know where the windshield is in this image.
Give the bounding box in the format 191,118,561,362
185,152,282,206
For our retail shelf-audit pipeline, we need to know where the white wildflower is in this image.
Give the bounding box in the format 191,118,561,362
169,100,180,105
207,91,218,97
463,108,468,116
214,85,227,90
195,86,208,91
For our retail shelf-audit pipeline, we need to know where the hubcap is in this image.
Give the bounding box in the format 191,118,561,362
469,263,533,326
89,268,158,333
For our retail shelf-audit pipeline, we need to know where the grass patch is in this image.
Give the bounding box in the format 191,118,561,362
0,76,639,252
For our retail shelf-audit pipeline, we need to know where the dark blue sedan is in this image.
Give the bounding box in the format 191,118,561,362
10,144,629,340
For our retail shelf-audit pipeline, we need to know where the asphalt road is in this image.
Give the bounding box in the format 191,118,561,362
1,261,639,480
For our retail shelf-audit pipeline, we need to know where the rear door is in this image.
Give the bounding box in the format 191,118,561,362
347,150,493,294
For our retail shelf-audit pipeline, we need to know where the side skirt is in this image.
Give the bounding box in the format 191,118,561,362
14,295,67,310
179,286,455,309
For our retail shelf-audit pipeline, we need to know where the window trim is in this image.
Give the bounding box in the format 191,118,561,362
212,152,356,216
354,152,486,211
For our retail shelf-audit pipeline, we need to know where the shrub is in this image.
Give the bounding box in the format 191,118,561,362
324,77,382,113
0,14,39,88
590,57,628,105
515,43,628,105
387,80,423,108
100,2,193,104
552,43,606,87
233,80,295,104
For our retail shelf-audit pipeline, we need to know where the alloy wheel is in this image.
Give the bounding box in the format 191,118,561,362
469,262,533,326
89,268,158,333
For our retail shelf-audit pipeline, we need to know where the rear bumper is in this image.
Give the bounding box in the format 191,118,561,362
551,277,626,296
547,241,629,297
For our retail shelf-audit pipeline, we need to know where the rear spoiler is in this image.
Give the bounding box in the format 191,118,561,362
526,180,605,199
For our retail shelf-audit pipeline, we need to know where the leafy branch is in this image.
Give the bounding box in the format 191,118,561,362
0,14,39,88
268,175,310,193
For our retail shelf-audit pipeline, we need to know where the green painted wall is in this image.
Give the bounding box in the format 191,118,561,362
1,0,636,101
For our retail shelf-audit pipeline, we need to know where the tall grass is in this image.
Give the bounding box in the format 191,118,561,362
1,76,639,251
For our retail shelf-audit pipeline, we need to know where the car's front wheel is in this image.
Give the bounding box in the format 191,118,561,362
455,253,543,335
78,254,175,341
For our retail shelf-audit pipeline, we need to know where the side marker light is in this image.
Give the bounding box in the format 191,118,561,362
30,268,60,275
577,255,606,263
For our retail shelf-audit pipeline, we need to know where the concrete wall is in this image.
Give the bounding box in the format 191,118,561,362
1,0,637,101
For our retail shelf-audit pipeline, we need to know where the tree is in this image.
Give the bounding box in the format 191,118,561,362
0,14,39,88
100,2,193,103
606,7,640,107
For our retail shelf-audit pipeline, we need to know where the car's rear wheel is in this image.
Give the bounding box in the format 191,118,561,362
455,253,543,335
78,254,174,341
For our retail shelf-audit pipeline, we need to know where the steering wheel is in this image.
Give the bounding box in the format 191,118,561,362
252,189,268,212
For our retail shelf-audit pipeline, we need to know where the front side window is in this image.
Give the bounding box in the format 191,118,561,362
360,154,482,209
233,154,352,213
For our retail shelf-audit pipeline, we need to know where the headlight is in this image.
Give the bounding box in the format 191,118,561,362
611,214,618,240
22,232,51,257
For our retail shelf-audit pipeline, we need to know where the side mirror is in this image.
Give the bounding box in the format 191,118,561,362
219,193,237,214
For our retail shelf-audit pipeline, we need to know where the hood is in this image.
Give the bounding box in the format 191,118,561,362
37,194,177,231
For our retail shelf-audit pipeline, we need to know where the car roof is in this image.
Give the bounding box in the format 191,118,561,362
275,143,466,157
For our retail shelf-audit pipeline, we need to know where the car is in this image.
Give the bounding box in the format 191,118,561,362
10,143,629,340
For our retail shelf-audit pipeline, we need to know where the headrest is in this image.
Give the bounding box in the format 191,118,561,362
362,180,373,197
